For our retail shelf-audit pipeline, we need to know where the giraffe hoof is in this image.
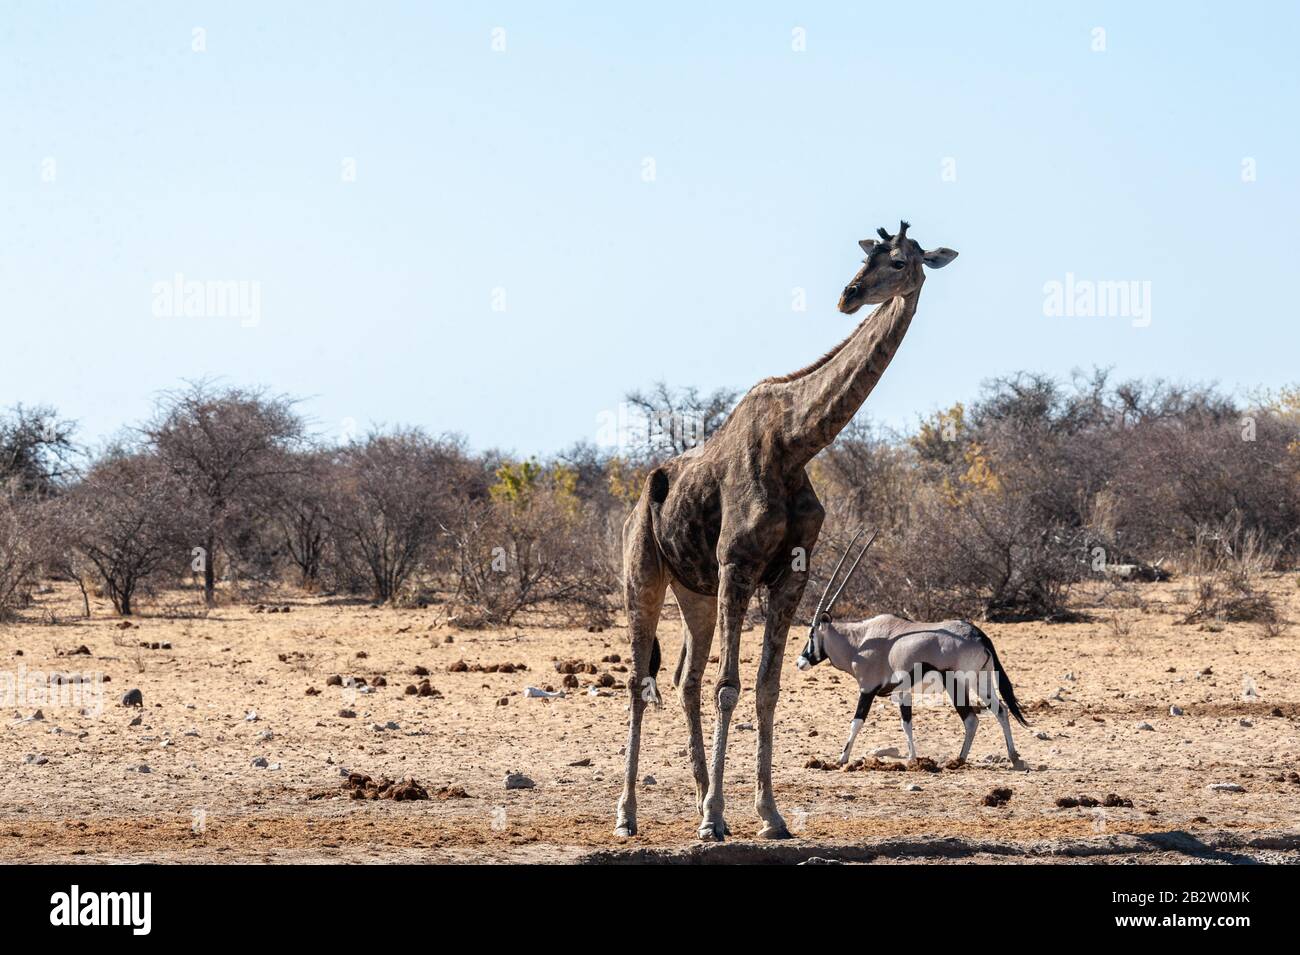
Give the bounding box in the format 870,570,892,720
614,824,636,838
697,822,725,842
757,822,792,840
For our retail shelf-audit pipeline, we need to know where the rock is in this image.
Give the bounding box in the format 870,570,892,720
1135,721,1154,731
1170,705,1184,716
1208,783,1245,793
325,675,343,686
1239,718,1253,728
384,721,400,730
121,688,144,708
737,721,755,731
256,729,274,741
903,783,922,792
244,710,259,722
642,775,657,785
135,764,151,773
524,686,564,699
251,756,269,768
404,684,418,695
568,757,592,767
337,709,356,719
128,715,142,727
1035,731,1051,740
871,746,901,759
504,772,536,790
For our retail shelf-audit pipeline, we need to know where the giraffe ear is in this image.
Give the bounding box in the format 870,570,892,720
858,239,877,254
922,247,958,269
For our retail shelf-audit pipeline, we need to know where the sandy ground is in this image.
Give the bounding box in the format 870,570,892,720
2,577,1299,864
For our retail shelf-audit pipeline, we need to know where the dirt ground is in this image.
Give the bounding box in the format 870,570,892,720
3,577,1299,864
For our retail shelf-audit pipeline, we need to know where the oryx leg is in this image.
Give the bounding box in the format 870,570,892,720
840,690,874,764
976,667,1023,768
943,671,979,763
898,691,917,760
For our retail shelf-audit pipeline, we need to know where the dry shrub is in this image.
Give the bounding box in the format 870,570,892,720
0,495,44,620
1180,518,1279,627
449,465,617,627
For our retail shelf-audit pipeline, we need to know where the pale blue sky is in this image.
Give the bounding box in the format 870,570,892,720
2,2,1297,455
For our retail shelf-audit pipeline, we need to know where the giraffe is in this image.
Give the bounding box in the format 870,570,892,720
615,222,958,840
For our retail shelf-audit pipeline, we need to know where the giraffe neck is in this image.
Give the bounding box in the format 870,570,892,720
778,286,922,467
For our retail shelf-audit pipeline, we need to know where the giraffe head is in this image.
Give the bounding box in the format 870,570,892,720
837,221,957,315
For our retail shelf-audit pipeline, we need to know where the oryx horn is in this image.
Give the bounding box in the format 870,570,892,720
813,528,864,621
824,529,878,614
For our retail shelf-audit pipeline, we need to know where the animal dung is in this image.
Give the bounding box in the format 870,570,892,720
449,660,527,673
982,787,1013,807
1056,794,1132,809
336,773,430,801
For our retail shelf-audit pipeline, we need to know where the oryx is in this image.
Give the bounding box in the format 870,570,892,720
796,530,1029,768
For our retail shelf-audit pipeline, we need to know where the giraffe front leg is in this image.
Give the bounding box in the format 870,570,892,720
699,563,752,841
754,564,811,839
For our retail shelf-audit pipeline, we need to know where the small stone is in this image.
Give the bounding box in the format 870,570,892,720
871,746,901,759
1239,718,1253,728
384,721,399,730
1208,783,1245,793
251,756,269,768
325,675,343,686
1135,721,1154,731
244,710,259,722
135,764,151,773
1169,705,1184,716
504,772,535,790
642,775,657,785
902,783,922,792
1035,731,1050,740
128,715,143,727
256,729,274,741
337,709,356,719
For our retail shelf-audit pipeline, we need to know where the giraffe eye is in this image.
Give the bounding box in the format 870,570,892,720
890,260,906,270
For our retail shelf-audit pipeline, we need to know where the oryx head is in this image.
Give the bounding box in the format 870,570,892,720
796,529,877,670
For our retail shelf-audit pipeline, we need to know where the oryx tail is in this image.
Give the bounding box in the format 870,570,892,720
974,626,1028,727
